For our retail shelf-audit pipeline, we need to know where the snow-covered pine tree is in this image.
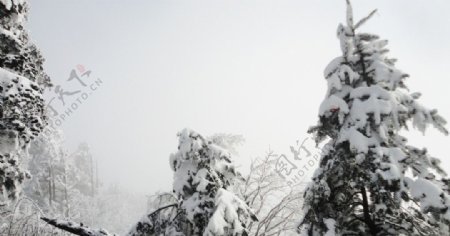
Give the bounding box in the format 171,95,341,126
169,129,257,236
299,1,450,235
0,0,50,203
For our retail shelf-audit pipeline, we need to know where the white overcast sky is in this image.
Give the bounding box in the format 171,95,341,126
28,0,450,194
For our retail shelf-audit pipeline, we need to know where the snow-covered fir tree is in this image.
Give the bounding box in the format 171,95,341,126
299,1,450,235
0,0,50,204
169,129,257,236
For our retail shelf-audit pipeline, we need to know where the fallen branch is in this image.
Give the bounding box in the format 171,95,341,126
41,217,115,236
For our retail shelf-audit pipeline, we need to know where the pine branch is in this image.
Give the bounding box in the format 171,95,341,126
149,203,178,217
354,9,377,29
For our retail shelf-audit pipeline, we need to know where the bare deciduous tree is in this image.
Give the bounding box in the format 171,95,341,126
242,151,305,236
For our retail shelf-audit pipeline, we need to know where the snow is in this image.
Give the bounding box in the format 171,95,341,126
0,25,19,44
319,95,349,124
376,162,401,181
411,178,449,215
0,67,46,203
1,67,33,90
350,85,394,127
0,67,42,103
205,189,245,235
0,130,18,155
0,0,24,10
324,57,343,78
320,7,450,233
370,58,405,90
41,217,115,236
327,73,342,92
338,127,378,153
0,67,44,145
355,153,365,164
0,0,27,41
381,147,406,162
0,0,12,10
170,128,255,235
323,218,336,236
195,168,212,192
339,64,359,83
350,85,390,100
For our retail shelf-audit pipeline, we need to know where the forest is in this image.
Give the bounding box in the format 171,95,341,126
1,0,449,235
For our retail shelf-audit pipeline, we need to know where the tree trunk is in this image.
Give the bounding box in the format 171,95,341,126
90,156,95,196
361,187,378,236
63,165,70,217
48,166,52,207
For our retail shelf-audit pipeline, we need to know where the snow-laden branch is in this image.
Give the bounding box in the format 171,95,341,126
41,217,115,236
